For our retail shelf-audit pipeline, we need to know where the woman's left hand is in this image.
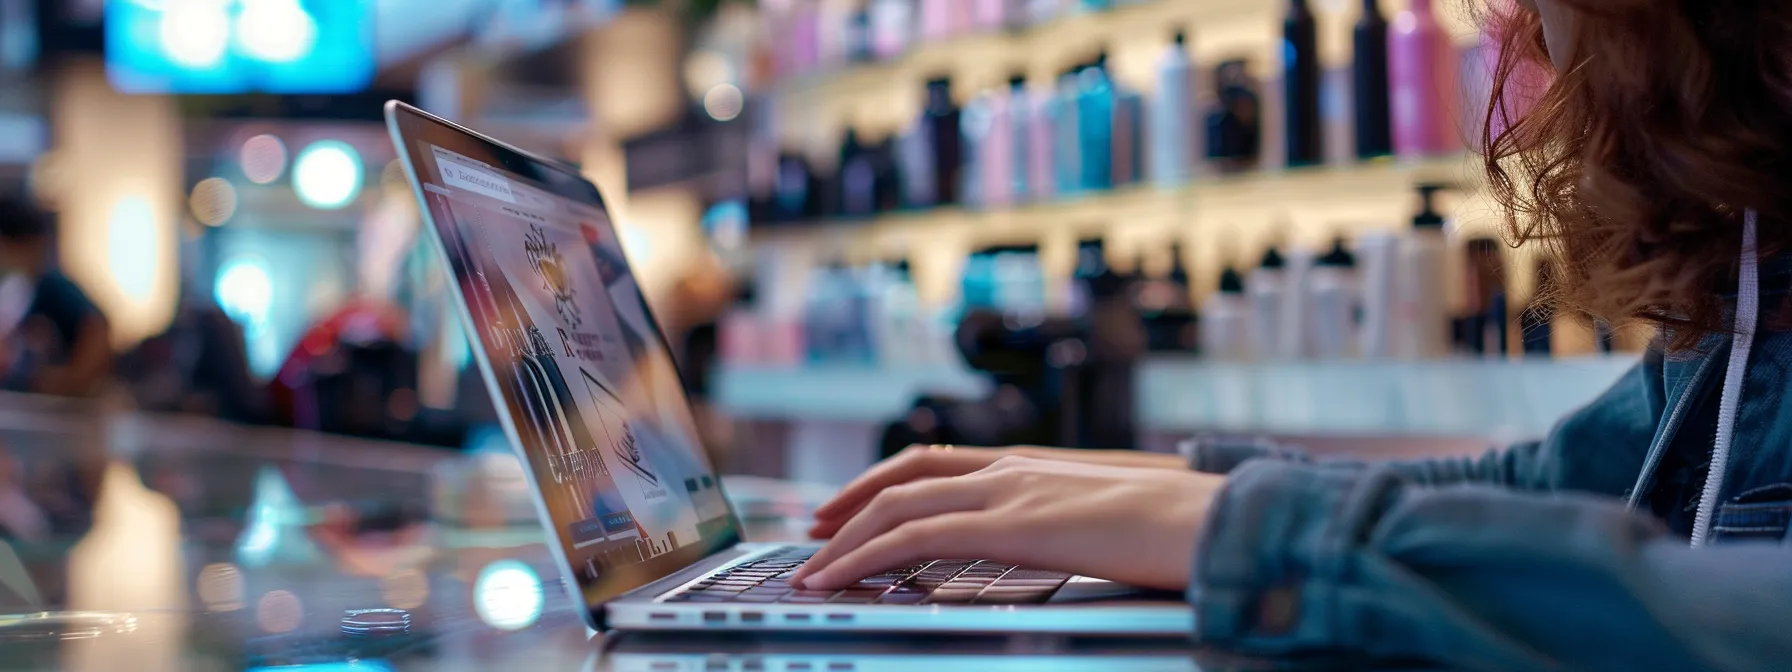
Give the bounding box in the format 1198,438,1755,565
791,455,1227,591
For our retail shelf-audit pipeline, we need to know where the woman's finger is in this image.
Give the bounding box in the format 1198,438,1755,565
798,512,998,590
794,475,990,586
808,447,988,536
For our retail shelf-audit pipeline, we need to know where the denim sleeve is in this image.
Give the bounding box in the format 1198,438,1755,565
1186,353,1667,497
1191,460,1792,671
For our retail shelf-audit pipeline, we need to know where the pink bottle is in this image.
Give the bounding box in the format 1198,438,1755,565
981,84,1016,209
1389,0,1461,157
920,0,955,42
1027,84,1056,202
973,0,1009,30
790,0,821,74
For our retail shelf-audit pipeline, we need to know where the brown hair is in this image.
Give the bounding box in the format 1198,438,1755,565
1482,0,1792,349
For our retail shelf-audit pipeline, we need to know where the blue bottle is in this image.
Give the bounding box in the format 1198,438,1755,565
1076,52,1116,192
1050,64,1084,196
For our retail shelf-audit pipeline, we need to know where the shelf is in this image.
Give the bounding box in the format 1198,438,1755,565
750,153,1480,256
715,355,1637,439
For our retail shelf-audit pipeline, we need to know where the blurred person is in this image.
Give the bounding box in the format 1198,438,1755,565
117,295,265,423
792,1,1792,668
0,197,111,397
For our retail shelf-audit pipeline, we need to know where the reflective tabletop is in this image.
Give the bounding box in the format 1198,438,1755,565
0,394,1398,671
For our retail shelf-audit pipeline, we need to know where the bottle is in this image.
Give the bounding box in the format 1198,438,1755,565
1202,266,1251,360
1140,243,1197,352
1390,0,1461,157
772,151,816,222
1354,231,1398,358
1052,64,1085,195
1206,59,1263,173
875,260,922,365
870,0,914,60
960,88,996,209
1151,31,1195,188
1461,237,1508,357
1306,238,1359,358
920,0,954,42
1392,183,1452,359
1282,0,1323,167
1076,53,1116,191
922,77,964,206
1352,0,1393,159
896,122,937,208
846,1,874,63
980,76,1021,209
1025,76,1056,201
1248,246,1288,360
973,0,1010,30
1006,74,1032,202
1111,62,1146,186
839,129,878,217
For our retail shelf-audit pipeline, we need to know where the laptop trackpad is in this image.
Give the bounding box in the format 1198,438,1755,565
1047,576,1179,603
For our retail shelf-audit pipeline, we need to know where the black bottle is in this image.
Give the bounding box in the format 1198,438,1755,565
839,129,878,218
1141,243,1197,352
923,77,963,206
1282,0,1324,167
772,151,816,222
1352,0,1393,159
1206,59,1262,172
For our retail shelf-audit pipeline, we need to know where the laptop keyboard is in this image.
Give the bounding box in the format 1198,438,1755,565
662,549,1071,606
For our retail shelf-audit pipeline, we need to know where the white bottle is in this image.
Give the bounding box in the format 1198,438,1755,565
1277,247,1316,359
1150,30,1195,188
1247,247,1288,360
1201,267,1252,360
1391,185,1452,359
1355,232,1399,358
1305,239,1360,359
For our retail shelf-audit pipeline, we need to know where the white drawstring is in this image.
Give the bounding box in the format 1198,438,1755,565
1690,209,1760,548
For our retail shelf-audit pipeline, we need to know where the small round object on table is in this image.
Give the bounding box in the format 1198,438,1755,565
340,608,412,638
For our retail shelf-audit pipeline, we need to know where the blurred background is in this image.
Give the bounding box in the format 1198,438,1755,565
0,0,1653,665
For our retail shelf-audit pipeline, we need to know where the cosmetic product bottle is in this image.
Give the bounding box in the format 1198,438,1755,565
1007,74,1032,201
920,0,954,42
922,77,964,206
973,0,1011,31
1353,0,1393,159
1306,238,1359,358
1076,53,1117,191
1282,0,1323,167
1066,238,1106,318
981,77,1020,209
1392,183,1452,359
1206,59,1263,173
792,0,822,74
1277,246,1316,359
772,151,816,222
1152,31,1195,188
1519,263,1553,357
896,122,937,208
870,0,914,60
1052,64,1085,195
1025,77,1056,202
846,1,874,63
1202,266,1251,360
839,129,878,218
1354,231,1398,358
1248,246,1288,360
1462,237,1508,358
1112,66,1146,187
961,88,996,210
1140,244,1197,352
1390,0,1460,157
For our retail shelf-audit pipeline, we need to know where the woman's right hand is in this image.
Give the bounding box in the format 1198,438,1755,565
807,444,1187,539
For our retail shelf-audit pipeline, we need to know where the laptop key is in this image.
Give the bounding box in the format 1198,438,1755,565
780,591,838,603
876,591,928,605
975,591,1053,605
923,589,981,605
732,593,785,603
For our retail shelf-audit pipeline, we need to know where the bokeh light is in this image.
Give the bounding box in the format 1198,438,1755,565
703,83,745,122
216,255,275,328
196,562,245,612
380,568,430,610
472,560,544,631
107,197,159,302
240,134,288,184
189,177,238,226
683,50,734,98
235,0,318,64
160,0,231,69
255,589,303,633
293,140,364,210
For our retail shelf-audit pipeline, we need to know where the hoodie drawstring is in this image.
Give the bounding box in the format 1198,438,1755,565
1690,209,1761,548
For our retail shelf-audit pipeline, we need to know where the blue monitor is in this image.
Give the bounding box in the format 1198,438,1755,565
105,0,375,94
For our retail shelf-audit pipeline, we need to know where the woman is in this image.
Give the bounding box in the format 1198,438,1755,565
791,0,1792,669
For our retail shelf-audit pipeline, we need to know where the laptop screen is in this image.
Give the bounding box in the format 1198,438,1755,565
389,105,739,609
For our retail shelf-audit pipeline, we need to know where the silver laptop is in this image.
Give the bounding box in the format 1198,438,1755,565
385,101,1191,635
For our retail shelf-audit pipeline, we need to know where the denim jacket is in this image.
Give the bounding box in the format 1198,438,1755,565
1185,335,1792,671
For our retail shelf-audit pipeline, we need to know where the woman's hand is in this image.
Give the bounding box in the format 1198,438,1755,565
791,455,1225,591
808,444,1187,539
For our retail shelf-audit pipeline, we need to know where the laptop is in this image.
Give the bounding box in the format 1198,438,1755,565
385,101,1192,635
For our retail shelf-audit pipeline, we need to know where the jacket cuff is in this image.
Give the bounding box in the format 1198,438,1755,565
1188,459,1402,652
1179,436,1311,474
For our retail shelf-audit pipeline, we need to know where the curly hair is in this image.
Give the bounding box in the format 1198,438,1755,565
1482,0,1792,350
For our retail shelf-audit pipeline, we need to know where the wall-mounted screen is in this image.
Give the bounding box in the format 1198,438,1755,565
106,0,375,94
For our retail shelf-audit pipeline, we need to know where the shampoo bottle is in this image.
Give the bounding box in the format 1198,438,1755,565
1202,266,1252,360
1248,246,1288,360
1390,0,1461,157
1392,183,1452,358
923,77,964,206
1352,0,1393,159
1076,53,1117,191
1282,0,1324,167
1151,30,1195,188
1306,238,1360,358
